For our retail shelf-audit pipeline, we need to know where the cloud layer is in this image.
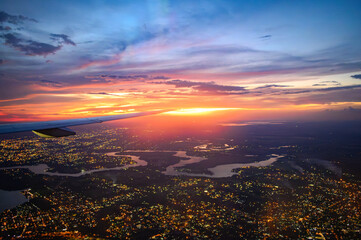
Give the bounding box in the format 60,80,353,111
1,11,75,56
0,0,361,121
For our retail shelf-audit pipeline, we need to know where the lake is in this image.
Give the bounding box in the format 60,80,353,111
0,189,27,212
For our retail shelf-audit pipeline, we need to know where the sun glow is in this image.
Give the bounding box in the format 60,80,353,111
165,108,239,115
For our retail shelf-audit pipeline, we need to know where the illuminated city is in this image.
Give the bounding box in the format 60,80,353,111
1,122,360,239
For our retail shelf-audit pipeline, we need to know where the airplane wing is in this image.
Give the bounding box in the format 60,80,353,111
0,110,164,138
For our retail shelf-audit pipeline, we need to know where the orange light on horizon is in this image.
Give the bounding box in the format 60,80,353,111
164,108,240,115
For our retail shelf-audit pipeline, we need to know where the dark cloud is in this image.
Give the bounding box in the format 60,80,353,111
0,26,11,31
117,74,170,80
321,80,341,85
152,75,170,80
86,74,170,81
321,80,340,84
88,92,126,96
276,84,361,95
351,74,361,80
88,92,111,95
256,84,290,89
260,34,272,39
78,40,94,44
0,12,75,56
316,84,361,92
158,79,204,88
1,32,76,56
50,33,76,46
118,74,148,79
313,81,341,87
195,83,245,92
1,33,61,56
0,11,37,24
155,79,361,99
154,79,247,94
38,80,63,87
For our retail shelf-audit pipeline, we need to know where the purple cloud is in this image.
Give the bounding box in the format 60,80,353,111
154,79,247,94
256,84,290,89
2,33,62,56
50,33,76,46
0,11,37,24
38,80,63,88
0,11,75,56
312,84,327,86
312,81,341,87
86,74,170,82
351,74,361,80
0,26,12,31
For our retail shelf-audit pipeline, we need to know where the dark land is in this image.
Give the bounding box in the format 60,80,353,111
0,121,360,239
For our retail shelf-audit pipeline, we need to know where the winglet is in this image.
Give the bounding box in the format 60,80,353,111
0,110,166,137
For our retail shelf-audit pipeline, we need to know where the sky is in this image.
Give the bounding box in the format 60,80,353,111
0,0,361,123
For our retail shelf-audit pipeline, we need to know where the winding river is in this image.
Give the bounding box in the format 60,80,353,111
0,151,282,178
0,153,146,177
163,153,282,178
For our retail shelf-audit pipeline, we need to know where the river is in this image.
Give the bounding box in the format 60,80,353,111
0,153,146,177
0,151,282,178
0,151,282,211
163,152,282,178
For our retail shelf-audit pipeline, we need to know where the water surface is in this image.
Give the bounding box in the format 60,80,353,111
0,151,282,178
0,190,27,212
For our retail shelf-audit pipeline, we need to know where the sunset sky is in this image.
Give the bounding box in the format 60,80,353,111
1,0,361,123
